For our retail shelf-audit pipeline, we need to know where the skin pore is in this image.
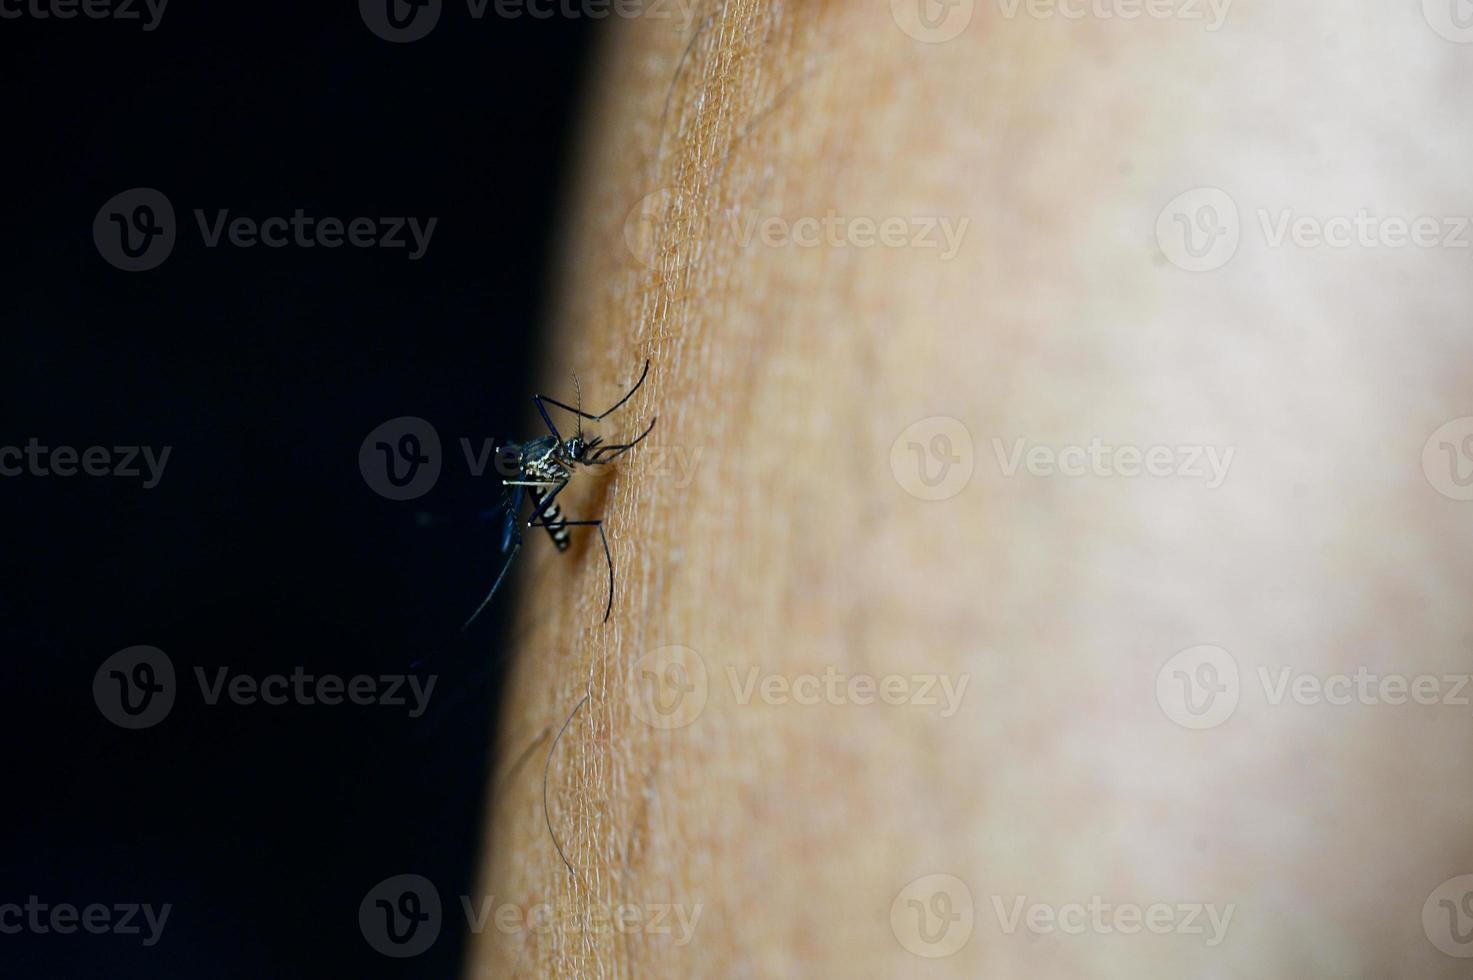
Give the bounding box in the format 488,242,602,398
471,2,1473,976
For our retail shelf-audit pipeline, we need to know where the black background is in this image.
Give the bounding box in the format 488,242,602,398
2,3,594,976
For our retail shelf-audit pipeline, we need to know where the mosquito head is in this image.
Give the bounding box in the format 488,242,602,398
563,434,602,462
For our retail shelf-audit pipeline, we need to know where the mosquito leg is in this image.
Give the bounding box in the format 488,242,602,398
528,514,615,622
535,396,563,442
586,417,658,465
524,478,570,528
460,537,522,633
536,359,650,423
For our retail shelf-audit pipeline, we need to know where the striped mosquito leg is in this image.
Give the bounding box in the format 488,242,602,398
530,487,571,551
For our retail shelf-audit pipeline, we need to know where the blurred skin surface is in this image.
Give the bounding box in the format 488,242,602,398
471,1,1473,976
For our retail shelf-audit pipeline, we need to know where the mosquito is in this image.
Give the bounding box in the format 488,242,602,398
460,359,656,630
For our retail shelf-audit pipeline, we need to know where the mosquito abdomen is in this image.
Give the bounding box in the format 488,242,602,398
531,487,571,551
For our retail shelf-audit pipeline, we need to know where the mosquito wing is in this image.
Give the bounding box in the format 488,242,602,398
499,484,524,554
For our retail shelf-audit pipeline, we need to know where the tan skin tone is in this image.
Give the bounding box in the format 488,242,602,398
470,3,1473,976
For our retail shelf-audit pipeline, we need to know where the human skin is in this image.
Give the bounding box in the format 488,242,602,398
469,1,1473,976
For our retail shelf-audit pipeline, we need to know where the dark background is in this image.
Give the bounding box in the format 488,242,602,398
1,4,596,976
